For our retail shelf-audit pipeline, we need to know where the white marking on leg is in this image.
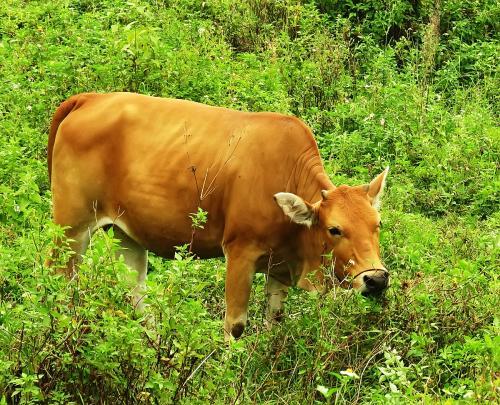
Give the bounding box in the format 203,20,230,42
265,276,288,328
105,224,148,312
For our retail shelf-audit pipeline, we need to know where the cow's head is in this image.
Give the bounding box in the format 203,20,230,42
274,168,389,296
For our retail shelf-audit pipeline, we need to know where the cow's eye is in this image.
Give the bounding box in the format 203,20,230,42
329,227,342,236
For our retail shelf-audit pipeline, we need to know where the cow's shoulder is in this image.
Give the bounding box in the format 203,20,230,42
248,112,316,146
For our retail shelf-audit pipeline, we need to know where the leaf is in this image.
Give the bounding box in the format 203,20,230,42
316,385,335,399
389,382,399,393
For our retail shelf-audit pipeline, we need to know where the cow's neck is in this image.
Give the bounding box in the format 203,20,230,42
292,222,327,290
290,148,333,202
286,148,333,287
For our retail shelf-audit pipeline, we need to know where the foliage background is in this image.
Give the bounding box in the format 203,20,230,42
0,0,498,403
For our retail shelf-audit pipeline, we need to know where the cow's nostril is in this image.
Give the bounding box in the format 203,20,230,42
364,275,377,287
364,274,388,291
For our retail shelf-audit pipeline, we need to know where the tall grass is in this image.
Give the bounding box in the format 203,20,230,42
0,0,498,403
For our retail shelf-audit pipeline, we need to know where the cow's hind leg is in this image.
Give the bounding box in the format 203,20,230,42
110,226,148,312
47,224,91,278
265,276,289,327
48,184,95,277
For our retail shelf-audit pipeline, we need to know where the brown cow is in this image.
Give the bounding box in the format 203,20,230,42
48,92,389,339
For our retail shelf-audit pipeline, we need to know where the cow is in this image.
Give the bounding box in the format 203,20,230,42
47,92,389,339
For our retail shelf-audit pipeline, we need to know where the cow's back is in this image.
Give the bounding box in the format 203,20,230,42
51,93,320,258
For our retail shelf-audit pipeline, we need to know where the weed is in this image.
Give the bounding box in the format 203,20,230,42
0,0,498,403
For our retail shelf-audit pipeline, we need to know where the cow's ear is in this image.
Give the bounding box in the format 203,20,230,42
367,167,389,210
274,192,316,227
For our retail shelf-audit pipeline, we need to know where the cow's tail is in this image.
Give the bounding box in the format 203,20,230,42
47,95,81,182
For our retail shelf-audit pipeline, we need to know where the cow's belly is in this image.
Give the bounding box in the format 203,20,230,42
110,209,225,259
103,177,226,259
103,220,224,259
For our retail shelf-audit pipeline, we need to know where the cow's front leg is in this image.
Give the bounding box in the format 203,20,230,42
265,276,288,328
223,244,259,341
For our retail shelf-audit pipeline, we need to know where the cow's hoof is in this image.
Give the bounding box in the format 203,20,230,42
231,322,245,339
273,309,284,322
265,309,284,329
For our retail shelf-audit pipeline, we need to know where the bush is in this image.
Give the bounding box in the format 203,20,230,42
0,0,498,402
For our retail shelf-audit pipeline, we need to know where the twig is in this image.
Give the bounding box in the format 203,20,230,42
353,330,400,404
200,136,241,200
180,348,217,391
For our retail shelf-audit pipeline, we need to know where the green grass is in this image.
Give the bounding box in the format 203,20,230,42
0,0,498,403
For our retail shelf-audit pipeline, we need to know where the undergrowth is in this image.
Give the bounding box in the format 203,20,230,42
0,0,498,403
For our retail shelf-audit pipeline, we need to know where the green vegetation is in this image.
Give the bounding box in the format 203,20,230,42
0,0,498,403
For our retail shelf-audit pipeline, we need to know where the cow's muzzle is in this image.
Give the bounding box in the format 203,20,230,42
355,268,389,296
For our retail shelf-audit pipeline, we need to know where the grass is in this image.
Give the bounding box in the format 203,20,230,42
0,0,498,403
